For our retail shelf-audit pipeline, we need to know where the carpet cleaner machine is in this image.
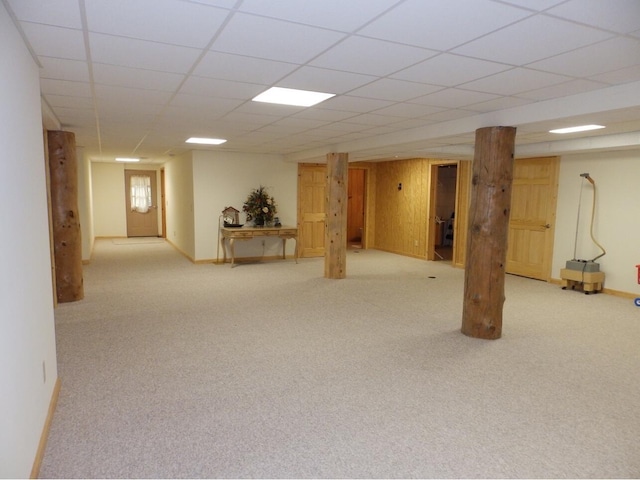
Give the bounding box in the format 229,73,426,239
560,173,607,294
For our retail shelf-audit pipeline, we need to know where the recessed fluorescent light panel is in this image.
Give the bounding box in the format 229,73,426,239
115,157,140,162
549,124,605,134
252,87,335,107
186,137,227,145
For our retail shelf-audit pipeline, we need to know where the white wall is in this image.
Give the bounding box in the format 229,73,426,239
90,162,162,240
164,152,196,258
0,4,58,477
553,149,640,294
192,151,297,261
92,162,127,237
77,147,94,261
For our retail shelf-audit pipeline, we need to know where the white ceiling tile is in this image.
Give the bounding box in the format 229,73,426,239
186,0,238,8
20,22,86,60
92,64,185,91
495,0,566,11
193,51,298,84
211,13,346,63
237,0,395,32
45,94,94,109
316,96,394,113
278,66,376,95
412,89,499,109
97,101,164,117
169,93,243,114
516,78,610,101
231,101,301,118
256,123,316,136
271,117,331,130
314,123,370,134
310,36,438,76
94,85,173,108
292,109,359,123
590,65,640,86
547,0,640,34
8,0,640,162
8,0,82,28
55,107,96,123
529,37,640,77
464,96,534,113
389,118,440,130
359,0,531,51
89,33,201,73
348,78,443,102
181,76,265,99
342,113,404,127
371,103,445,118
40,78,91,97
85,0,230,48
38,57,90,82
452,15,612,65
462,68,570,95
392,54,512,87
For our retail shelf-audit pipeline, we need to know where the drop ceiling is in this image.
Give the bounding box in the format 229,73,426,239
5,0,640,163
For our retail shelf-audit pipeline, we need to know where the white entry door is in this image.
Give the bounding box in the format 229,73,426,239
125,169,159,237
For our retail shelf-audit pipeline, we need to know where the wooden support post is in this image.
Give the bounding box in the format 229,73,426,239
48,130,84,303
325,152,348,279
461,126,516,339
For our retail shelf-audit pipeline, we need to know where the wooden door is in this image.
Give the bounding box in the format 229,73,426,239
125,169,159,237
506,156,559,280
297,164,327,257
347,169,365,243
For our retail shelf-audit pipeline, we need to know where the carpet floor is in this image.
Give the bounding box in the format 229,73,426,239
40,239,640,478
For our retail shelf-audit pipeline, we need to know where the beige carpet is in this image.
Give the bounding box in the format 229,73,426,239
41,239,640,478
111,237,165,245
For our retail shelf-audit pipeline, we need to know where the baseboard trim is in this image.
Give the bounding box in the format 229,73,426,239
550,277,636,298
30,377,61,479
165,238,196,263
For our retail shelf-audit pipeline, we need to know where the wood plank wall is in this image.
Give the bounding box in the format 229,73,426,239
373,158,431,258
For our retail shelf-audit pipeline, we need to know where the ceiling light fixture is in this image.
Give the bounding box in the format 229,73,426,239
115,157,140,162
549,124,605,134
252,87,335,107
186,137,227,145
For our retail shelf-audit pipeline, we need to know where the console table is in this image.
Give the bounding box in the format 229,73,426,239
220,226,298,267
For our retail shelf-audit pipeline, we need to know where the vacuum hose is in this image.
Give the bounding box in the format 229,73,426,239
580,173,606,262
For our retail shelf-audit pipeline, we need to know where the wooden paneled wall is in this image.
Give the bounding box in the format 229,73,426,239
373,158,431,258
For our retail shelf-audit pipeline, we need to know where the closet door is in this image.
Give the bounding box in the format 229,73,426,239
506,156,559,280
297,164,327,257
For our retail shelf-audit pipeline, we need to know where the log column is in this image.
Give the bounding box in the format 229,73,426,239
48,130,84,303
461,126,516,339
324,152,348,279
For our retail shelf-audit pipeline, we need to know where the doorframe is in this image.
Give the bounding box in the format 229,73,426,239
427,160,459,261
124,168,160,237
160,168,166,238
347,167,367,249
349,162,376,250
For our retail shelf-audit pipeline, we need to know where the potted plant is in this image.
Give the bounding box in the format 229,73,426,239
242,185,277,226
